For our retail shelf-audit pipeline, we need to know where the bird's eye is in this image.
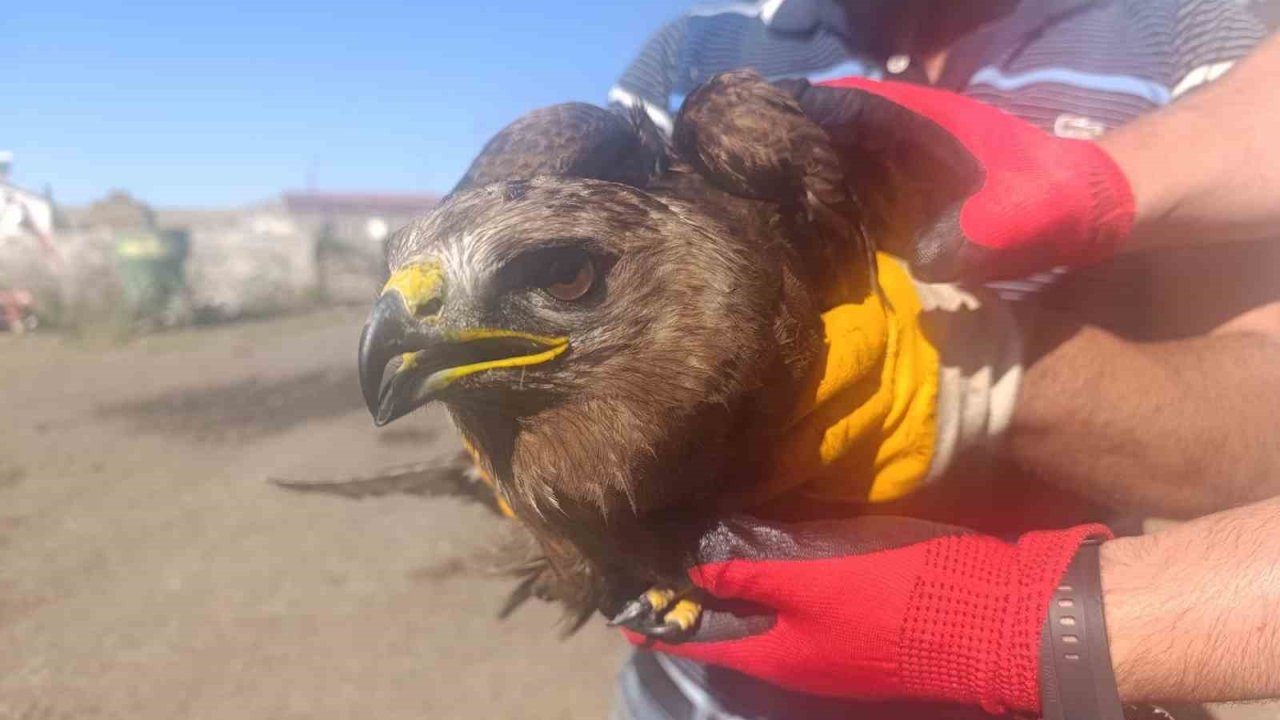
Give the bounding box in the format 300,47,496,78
542,252,596,302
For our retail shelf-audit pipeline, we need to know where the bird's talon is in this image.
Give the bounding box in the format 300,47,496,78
611,588,701,641
664,598,701,632
643,588,676,614
608,596,654,628
647,621,687,639
615,614,660,635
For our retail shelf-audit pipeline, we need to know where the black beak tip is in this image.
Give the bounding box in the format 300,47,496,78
359,297,427,428
373,402,397,427
357,323,385,420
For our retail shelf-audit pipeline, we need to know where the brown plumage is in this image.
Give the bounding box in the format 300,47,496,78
356,71,977,629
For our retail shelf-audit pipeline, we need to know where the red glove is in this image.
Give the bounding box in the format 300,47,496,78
626,516,1111,715
788,77,1135,283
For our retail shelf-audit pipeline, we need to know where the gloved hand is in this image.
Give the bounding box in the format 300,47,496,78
786,76,1136,283
752,253,1023,507
625,515,1111,715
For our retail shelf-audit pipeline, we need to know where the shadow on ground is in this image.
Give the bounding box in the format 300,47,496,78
95,366,364,442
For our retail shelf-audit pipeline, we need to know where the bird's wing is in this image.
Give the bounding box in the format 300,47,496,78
451,103,667,195
671,70,876,303
269,452,509,515
672,71,989,299
773,78,984,266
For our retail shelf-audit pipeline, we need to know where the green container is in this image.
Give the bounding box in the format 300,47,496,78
114,229,189,322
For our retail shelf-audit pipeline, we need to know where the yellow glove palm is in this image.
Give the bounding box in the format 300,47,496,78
759,254,940,505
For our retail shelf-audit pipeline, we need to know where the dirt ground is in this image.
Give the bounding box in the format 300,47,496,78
0,309,626,720
5,310,1278,720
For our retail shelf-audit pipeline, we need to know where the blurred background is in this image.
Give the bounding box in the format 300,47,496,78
3,3,706,718
3,1,1280,719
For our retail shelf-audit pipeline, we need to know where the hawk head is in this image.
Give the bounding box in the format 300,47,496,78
356,71,978,614
359,172,815,572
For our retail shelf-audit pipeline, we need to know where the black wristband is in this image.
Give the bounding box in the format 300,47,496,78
1039,538,1124,720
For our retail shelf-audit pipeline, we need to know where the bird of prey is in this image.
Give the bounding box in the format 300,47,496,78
357,71,977,637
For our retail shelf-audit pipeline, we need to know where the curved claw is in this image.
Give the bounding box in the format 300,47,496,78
646,619,692,640
608,595,655,628
609,589,701,642
609,588,674,627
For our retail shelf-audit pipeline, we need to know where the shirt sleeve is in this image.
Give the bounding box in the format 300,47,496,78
609,19,688,133
1170,0,1267,99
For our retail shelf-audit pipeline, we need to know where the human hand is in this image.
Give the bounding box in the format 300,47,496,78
625,515,1109,715
785,77,1135,283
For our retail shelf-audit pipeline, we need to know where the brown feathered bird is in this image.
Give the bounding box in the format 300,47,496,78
357,71,976,636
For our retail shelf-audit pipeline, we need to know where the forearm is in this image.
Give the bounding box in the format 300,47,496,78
1008,315,1280,517
1101,34,1280,252
1102,495,1280,702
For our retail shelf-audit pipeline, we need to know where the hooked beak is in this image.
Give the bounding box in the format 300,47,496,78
358,260,570,426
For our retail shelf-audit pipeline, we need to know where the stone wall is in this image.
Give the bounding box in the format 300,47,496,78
0,229,119,328
185,212,319,321
2,195,405,330
0,212,324,328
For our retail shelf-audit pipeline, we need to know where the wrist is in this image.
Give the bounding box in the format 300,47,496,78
1098,534,1147,700
1096,129,1172,252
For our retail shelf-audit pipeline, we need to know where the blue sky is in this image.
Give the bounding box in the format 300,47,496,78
6,1,695,206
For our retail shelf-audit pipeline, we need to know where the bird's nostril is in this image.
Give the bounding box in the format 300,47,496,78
416,297,443,318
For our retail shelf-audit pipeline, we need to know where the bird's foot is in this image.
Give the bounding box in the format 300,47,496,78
607,587,701,641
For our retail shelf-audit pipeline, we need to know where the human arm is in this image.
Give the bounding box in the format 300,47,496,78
767,68,1280,517
788,31,1280,282
1103,494,1280,702
1102,32,1280,254
1006,302,1280,518
628,498,1280,708
972,34,1280,518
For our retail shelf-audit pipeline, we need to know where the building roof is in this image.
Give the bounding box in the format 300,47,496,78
281,191,441,217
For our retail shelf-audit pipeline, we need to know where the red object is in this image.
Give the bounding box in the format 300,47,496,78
0,290,34,333
819,77,1135,282
627,517,1111,714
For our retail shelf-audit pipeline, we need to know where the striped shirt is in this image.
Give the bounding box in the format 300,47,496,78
610,1,1267,718
612,0,1265,133
612,0,1265,300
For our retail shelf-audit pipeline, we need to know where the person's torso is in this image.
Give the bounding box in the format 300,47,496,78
612,3,1271,717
